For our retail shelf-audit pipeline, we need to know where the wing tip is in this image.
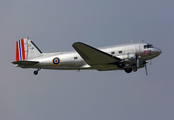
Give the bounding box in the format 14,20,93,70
72,42,84,47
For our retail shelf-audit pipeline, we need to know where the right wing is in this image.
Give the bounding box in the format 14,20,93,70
72,42,121,66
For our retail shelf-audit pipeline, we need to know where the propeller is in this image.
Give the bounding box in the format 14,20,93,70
135,45,149,76
144,61,148,76
145,64,148,76
135,47,140,69
150,59,152,65
137,58,139,69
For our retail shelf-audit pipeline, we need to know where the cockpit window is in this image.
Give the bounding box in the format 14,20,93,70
144,45,154,49
148,45,154,48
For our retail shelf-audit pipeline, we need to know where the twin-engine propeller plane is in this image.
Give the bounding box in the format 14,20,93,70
12,37,162,75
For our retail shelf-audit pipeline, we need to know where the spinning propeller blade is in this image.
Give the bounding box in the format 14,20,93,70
137,58,139,69
135,47,139,69
145,64,148,76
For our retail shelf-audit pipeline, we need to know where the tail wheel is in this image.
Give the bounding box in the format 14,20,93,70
124,68,132,73
34,71,38,75
34,68,41,75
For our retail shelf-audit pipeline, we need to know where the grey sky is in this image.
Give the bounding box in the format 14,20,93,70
1,0,174,120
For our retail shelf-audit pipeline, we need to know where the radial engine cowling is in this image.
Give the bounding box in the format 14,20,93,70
117,54,136,62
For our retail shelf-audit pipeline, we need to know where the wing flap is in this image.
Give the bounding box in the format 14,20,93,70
72,42,121,65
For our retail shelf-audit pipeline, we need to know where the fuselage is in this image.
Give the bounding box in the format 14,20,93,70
20,43,161,71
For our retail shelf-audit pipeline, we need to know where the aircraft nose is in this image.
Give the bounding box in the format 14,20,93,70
154,48,162,56
157,48,162,55
150,48,162,56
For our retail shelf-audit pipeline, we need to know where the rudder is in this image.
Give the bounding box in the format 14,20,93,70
16,39,28,61
16,37,42,61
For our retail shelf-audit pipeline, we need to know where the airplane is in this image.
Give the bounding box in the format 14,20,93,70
12,37,162,75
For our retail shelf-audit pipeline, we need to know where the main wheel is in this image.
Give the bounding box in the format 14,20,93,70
124,68,132,73
34,71,38,75
117,62,125,68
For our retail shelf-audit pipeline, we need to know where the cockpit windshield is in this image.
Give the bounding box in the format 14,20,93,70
144,44,154,49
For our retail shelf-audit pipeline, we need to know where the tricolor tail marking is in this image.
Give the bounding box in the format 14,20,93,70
16,39,25,61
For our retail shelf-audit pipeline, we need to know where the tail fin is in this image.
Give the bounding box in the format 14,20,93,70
16,37,42,61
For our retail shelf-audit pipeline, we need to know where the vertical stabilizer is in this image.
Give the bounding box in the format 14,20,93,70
16,38,28,61
27,38,42,59
16,37,42,61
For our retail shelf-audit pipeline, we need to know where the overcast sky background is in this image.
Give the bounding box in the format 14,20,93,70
1,0,174,120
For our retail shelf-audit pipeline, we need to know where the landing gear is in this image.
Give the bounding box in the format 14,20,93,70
34,71,38,75
117,62,125,68
124,68,132,73
34,68,41,75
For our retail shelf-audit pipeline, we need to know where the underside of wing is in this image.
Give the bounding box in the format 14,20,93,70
12,61,39,65
72,42,121,66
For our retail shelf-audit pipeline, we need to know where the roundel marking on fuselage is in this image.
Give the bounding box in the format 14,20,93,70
52,57,60,66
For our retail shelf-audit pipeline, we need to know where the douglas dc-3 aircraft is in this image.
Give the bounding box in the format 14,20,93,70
12,37,162,75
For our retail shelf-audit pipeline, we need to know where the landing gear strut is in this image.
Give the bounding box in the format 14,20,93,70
34,68,41,75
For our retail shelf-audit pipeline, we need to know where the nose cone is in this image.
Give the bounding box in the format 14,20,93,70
150,48,162,56
156,48,162,55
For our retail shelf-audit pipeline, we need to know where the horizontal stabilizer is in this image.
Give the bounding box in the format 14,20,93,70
12,61,39,65
72,42,121,65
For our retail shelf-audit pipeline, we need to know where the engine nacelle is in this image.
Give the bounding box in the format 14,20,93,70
117,54,136,62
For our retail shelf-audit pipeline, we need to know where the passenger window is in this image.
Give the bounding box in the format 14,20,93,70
111,52,115,54
74,57,78,60
119,51,122,53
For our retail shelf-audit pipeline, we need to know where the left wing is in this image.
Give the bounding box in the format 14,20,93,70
72,42,121,66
